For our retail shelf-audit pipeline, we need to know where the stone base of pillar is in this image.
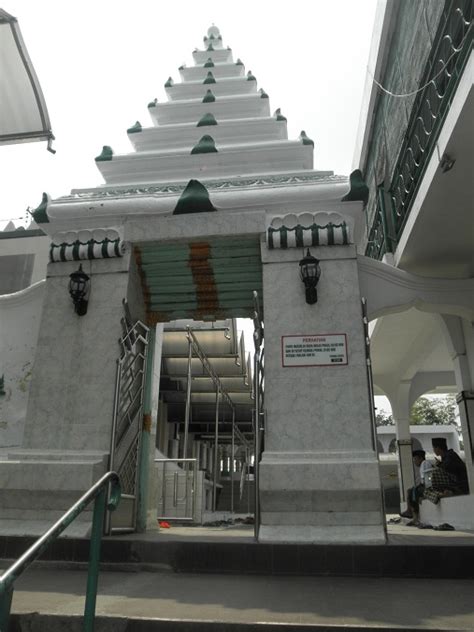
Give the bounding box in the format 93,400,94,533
0,449,109,537
259,452,386,544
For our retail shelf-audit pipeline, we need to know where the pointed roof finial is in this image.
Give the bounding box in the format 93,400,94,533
191,135,218,154
274,108,287,121
197,113,218,127
247,71,256,81
207,25,220,38
164,77,174,88
202,89,216,103
203,71,216,85
173,180,217,215
299,131,314,147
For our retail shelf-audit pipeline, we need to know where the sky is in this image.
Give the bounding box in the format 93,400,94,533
0,0,378,229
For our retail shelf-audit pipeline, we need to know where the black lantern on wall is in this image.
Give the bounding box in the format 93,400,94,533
69,264,90,315
299,249,321,305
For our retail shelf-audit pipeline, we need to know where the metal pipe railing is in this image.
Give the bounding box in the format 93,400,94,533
0,471,121,632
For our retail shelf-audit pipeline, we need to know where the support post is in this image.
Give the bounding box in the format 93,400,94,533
213,387,220,511
183,335,193,465
231,408,235,515
84,487,107,631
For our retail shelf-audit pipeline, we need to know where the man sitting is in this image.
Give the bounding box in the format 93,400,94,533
401,449,433,525
423,437,469,505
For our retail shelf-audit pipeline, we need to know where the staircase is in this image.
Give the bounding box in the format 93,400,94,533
217,478,255,513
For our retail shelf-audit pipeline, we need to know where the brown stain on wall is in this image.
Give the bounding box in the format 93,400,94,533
188,242,219,317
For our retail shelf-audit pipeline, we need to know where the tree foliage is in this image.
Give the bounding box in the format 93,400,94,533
375,395,457,426
410,395,457,425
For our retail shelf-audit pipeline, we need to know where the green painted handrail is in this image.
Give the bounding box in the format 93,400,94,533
0,471,121,632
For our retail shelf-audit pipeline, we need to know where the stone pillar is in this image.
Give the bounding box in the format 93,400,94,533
0,250,145,535
259,241,385,543
386,381,415,509
440,315,474,490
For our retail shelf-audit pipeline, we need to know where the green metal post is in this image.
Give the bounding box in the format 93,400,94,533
0,585,13,632
137,327,155,532
83,488,106,632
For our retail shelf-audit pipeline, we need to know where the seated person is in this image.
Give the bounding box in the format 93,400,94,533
401,449,433,524
423,437,469,505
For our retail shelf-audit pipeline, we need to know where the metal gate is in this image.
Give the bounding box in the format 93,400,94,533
252,291,264,539
108,315,149,532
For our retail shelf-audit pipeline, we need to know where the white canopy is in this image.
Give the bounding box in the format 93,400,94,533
0,9,54,150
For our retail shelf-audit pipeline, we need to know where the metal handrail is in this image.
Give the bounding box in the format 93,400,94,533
0,471,121,632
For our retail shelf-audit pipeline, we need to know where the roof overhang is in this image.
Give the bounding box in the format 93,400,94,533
0,9,54,149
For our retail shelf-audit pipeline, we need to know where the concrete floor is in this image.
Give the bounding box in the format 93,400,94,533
8,567,474,630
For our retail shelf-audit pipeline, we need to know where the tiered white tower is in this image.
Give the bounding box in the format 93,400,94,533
94,25,314,188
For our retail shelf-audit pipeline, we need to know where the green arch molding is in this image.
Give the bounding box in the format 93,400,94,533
204,58,215,68
267,222,350,249
49,238,123,262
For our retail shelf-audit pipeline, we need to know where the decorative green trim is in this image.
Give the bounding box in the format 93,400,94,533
259,89,269,99
209,33,215,40
204,58,215,68
147,98,158,108
207,43,214,51
0,375,5,397
299,131,314,147
95,146,113,162
178,64,185,70
202,89,216,103
191,135,218,154
173,179,217,215
267,222,350,249
247,71,256,81
30,192,50,224
342,169,369,203
127,121,142,134
50,237,123,262
274,108,287,121
197,112,218,127
164,77,174,88
203,71,216,84
236,58,243,66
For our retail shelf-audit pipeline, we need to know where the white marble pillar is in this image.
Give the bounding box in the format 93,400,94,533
0,252,145,535
259,243,385,543
441,315,474,490
386,382,415,510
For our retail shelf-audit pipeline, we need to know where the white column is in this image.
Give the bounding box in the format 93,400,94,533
440,315,474,491
259,244,385,543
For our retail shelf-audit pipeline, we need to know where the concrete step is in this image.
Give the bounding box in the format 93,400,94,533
2,535,474,578
7,567,474,631
8,613,467,631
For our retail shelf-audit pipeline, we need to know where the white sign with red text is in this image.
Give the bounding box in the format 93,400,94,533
282,334,348,367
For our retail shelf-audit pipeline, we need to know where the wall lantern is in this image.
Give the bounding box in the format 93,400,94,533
299,248,321,305
69,264,90,316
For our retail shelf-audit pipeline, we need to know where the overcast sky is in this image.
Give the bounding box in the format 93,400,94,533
0,0,378,229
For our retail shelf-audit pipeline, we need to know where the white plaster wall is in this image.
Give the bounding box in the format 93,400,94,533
0,281,45,449
22,256,133,452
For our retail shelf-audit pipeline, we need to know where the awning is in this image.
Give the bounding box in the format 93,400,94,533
0,9,54,150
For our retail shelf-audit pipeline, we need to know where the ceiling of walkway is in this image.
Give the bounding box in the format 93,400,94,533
135,236,262,323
